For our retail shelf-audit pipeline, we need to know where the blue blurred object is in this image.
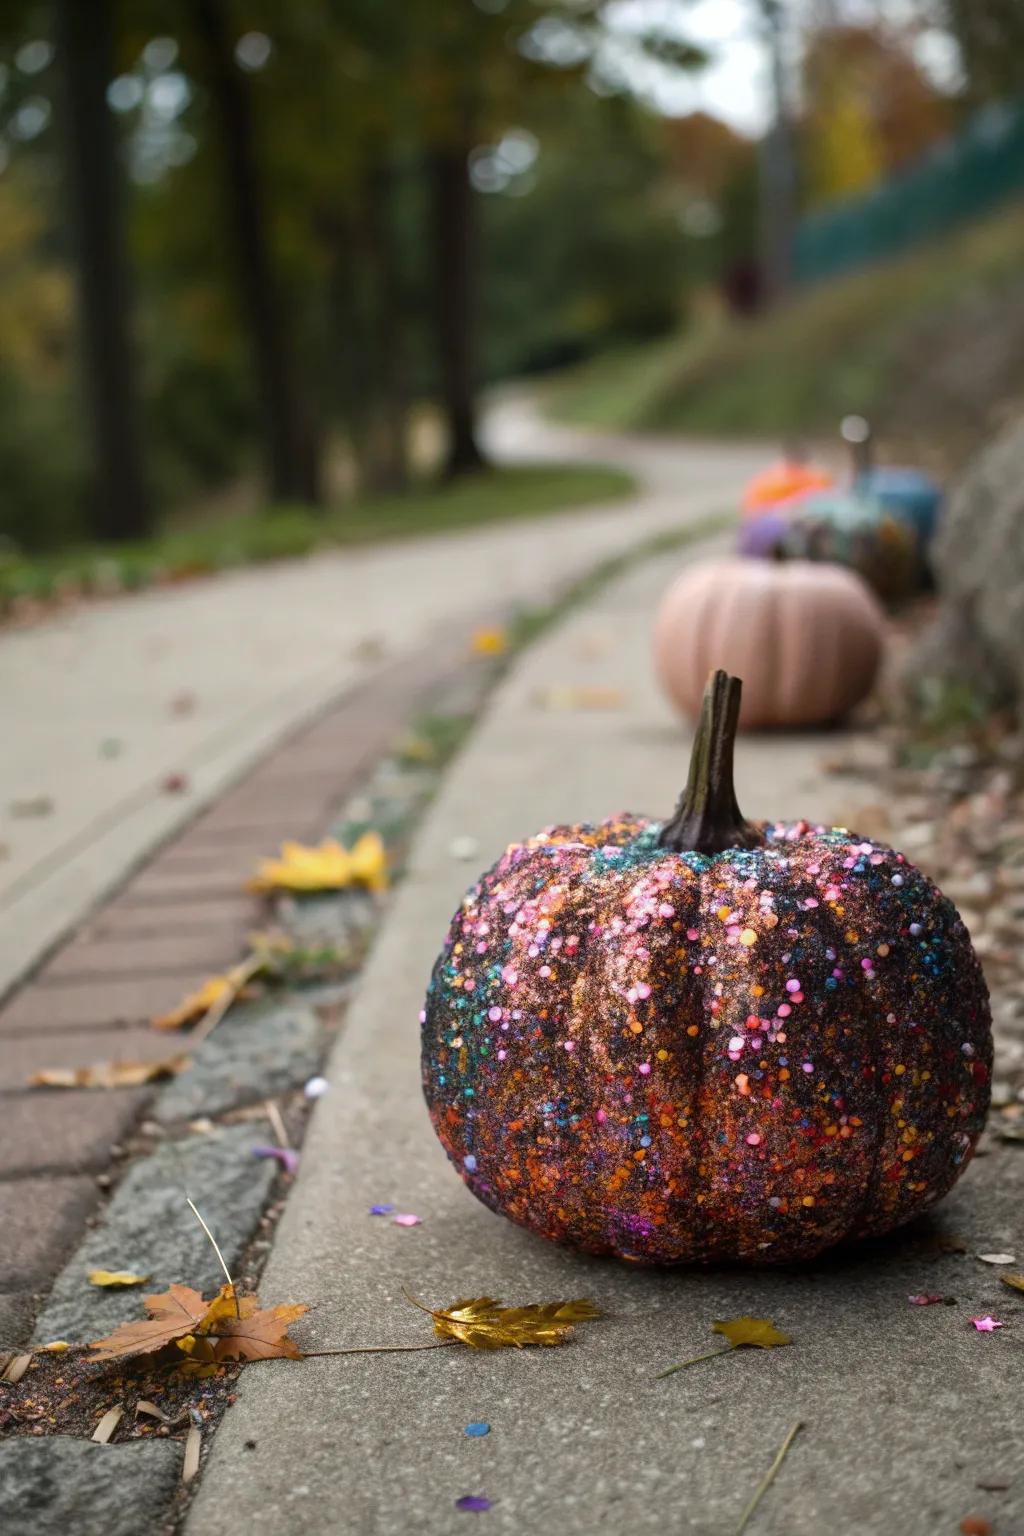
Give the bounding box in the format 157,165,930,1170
854,466,943,546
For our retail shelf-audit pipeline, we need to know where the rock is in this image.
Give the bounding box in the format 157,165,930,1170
0,1292,34,1348
0,1438,181,1536
154,999,323,1123
32,1125,276,1345
908,415,1024,707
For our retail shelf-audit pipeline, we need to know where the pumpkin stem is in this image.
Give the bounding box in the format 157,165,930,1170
658,670,766,855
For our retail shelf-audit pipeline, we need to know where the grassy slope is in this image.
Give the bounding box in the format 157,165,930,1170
0,462,634,612
547,201,1024,469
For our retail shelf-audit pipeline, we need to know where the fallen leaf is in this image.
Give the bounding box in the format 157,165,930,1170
249,832,388,895
1000,1273,1024,1293
712,1316,793,1350
977,1252,1016,1265
470,626,507,657
153,962,255,1031
91,1404,124,1444
210,1301,308,1362
658,1316,793,1378
29,1054,190,1089
411,1294,599,1350
182,1425,202,1484
89,1283,307,1367
39,1340,70,1353
1,1353,32,1384
89,1270,151,1288
89,1284,209,1362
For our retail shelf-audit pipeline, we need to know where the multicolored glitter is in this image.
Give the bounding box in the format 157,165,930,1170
421,815,991,1264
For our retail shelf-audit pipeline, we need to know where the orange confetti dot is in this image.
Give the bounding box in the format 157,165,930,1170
802,1195,815,1207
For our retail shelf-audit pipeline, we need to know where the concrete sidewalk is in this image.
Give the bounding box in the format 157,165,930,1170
187,543,1023,1536
0,406,765,1001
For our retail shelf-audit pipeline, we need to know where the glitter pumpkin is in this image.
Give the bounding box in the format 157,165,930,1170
421,672,992,1264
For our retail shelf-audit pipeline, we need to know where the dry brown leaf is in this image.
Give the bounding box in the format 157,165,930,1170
89,1282,307,1367
152,963,255,1031
29,1054,190,1090
91,1404,124,1444
211,1302,309,1362
410,1293,599,1350
182,1425,202,1485
88,1270,151,1288
89,1284,208,1362
1000,1273,1024,1293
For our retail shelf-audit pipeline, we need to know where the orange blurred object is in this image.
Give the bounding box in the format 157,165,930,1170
742,458,834,515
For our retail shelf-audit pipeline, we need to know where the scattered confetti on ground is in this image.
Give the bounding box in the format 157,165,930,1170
393,1213,421,1227
971,1316,1004,1332
464,1422,490,1437
455,1495,492,1513
252,1145,300,1175
369,1203,395,1216
304,1076,329,1099
908,1294,949,1306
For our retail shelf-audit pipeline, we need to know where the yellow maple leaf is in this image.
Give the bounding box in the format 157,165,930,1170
152,961,255,1031
712,1316,792,1350
88,1270,151,1288
407,1292,599,1350
249,832,388,895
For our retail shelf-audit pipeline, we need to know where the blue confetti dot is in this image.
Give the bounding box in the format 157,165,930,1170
463,1154,478,1173
465,1422,490,1437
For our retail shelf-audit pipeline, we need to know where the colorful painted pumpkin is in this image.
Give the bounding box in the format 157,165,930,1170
857,466,943,549
742,457,834,515
736,508,791,560
422,674,990,1265
654,558,885,730
784,489,919,604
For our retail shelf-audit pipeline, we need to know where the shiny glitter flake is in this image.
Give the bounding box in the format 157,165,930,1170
421,814,991,1265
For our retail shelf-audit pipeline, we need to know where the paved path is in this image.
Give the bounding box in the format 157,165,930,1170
187,545,1021,1536
0,403,765,1000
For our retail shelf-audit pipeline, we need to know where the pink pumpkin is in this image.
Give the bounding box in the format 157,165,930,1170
654,558,885,730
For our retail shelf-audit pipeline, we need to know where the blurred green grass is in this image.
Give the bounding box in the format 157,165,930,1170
0,462,635,616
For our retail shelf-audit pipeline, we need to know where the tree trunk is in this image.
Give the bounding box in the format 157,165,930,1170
363,160,409,494
55,0,151,541
431,138,487,478
190,0,317,505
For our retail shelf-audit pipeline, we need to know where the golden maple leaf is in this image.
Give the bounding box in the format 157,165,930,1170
1000,1273,1024,1294
712,1316,792,1350
408,1293,599,1350
248,832,388,895
89,1284,209,1362
88,1270,151,1288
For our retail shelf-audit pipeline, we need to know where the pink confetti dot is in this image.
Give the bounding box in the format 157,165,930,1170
786,978,801,993
746,1132,762,1146
393,1213,421,1227
686,928,699,941
638,1062,652,1076
659,903,675,918
636,982,652,1000
539,965,552,978
728,1035,746,1052
971,1315,1004,1332
802,1062,814,1074
563,1040,575,1052
488,1006,502,1022
497,1049,507,1060
777,1003,792,1018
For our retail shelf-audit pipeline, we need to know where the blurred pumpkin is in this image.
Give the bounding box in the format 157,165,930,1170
841,414,943,549
742,455,834,516
421,671,991,1264
653,558,885,729
737,507,790,559
784,489,919,605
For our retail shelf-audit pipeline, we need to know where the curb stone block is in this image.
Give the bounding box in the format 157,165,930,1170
33,1126,277,1344
0,1438,181,1536
154,1000,324,1123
